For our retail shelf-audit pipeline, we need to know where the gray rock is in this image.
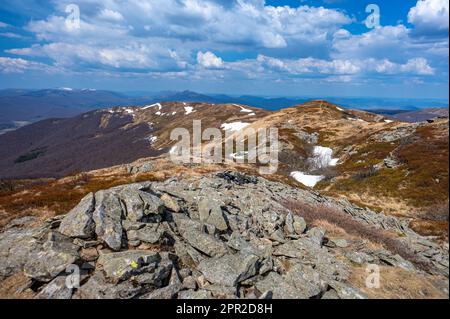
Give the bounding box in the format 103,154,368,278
182,276,197,290
142,283,182,299
93,191,124,251
161,193,181,213
181,228,228,257
58,193,95,239
329,281,368,299
284,264,325,297
178,289,213,299
97,250,161,283
127,224,163,245
321,289,340,299
24,232,80,282
255,272,309,299
306,227,326,246
284,212,295,234
293,216,307,235
77,271,142,299
331,238,349,248
198,198,228,231
345,251,374,265
198,253,260,287
35,276,73,299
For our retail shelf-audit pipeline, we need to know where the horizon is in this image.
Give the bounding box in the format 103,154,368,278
1,87,449,105
0,0,449,99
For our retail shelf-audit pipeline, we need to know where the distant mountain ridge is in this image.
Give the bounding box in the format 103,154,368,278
0,89,448,132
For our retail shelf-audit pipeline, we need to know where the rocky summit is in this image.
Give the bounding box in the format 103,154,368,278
1,171,448,299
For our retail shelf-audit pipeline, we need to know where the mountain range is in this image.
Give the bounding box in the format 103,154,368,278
1,89,448,135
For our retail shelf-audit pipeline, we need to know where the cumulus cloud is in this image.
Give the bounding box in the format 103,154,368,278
98,9,125,22
0,57,56,73
408,0,449,36
197,51,224,69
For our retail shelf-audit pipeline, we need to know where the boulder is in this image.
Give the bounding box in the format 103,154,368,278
180,228,228,257
306,227,326,246
93,191,124,251
35,276,73,299
97,250,161,283
59,193,95,239
24,232,80,282
198,252,260,287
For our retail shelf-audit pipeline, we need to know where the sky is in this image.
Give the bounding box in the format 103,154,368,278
0,0,448,99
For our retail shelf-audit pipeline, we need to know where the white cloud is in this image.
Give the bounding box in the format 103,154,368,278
98,9,125,22
408,0,449,35
0,57,55,73
197,51,224,68
0,21,10,28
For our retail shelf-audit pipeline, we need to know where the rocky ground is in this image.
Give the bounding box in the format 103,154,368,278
0,171,448,299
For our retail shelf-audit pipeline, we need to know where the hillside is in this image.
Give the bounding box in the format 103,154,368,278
0,100,448,299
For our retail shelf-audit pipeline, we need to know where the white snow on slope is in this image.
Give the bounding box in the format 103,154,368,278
221,122,250,132
143,103,162,110
336,107,344,111
311,146,339,169
184,106,194,115
290,172,325,187
384,119,393,123
234,104,253,113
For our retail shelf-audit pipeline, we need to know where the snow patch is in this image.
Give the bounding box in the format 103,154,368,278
221,122,250,132
142,103,162,110
290,172,324,187
384,119,393,123
336,107,344,111
184,106,194,115
234,104,253,113
310,146,339,168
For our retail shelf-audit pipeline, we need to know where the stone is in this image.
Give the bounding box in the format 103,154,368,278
59,193,95,239
198,198,228,231
35,276,73,299
127,224,163,245
24,232,80,282
161,193,181,213
255,272,309,299
332,239,349,248
77,271,142,299
321,289,340,299
80,247,99,262
293,216,307,235
178,289,213,299
182,276,198,290
97,250,161,283
284,212,295,234
198,252,259,287
329,281,368,299
142,283,182,299
306,227,326,246
180,228,228,257
345,251,373,265
284,264,325,298
92,191,124,251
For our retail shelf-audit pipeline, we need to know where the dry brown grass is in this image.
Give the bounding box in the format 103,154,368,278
349,266,448,299
0,272,35,299
283,200,434,273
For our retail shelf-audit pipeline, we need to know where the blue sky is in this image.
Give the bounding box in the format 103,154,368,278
0,0,448,99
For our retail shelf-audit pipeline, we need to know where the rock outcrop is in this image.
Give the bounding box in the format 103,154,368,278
0,171,448,299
